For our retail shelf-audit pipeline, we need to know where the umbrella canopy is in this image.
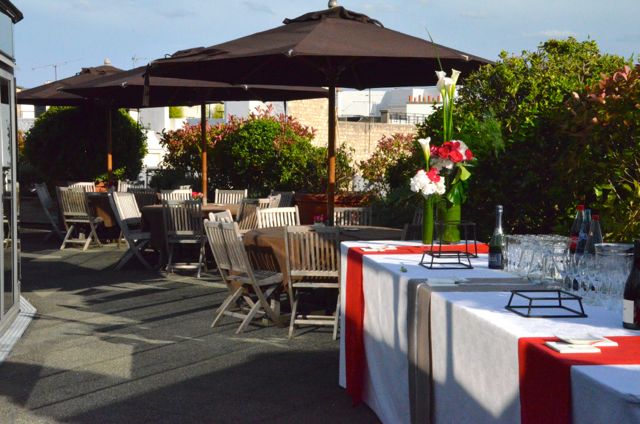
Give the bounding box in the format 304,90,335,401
17,63,122,106
62,66,328,108
148,5,491,224
61,66,327,202
149,6,490,89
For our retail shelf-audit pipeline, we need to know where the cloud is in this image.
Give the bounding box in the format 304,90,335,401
523,29,578,38
243,1,274,14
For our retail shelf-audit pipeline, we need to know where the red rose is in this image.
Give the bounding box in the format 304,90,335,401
465,149,474,160
449,149,464,163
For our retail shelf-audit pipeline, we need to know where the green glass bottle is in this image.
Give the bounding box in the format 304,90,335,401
488,205,505,269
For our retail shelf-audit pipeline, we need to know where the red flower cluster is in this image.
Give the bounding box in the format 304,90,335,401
431,140,473,163
426,167,441,182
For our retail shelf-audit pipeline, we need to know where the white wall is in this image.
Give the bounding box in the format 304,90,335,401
224,100,286,119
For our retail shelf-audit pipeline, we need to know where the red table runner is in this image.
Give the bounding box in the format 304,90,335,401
345,242,489,404
518,336,640,424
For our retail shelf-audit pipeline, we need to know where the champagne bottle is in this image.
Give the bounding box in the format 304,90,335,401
623,240,640,330
585,214,603,255
569,204,585,254
576,208,591,255
488,205,505,269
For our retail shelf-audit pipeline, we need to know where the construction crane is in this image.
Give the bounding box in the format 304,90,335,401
31,58,83,81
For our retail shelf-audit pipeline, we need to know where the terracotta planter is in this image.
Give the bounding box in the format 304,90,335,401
295,192,371,225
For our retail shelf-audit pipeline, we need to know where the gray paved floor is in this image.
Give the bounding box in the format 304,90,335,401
0,229,379,424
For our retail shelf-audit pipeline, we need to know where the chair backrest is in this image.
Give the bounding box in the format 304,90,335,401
267,194,282,209
68,181,96,192
256,206,300,229
334,207,372,226
284,225,340,279
204,220,232,273
57,186,92,219
208,210,233,223
237,199,259,230
34,183,56,213
270,191,295,207
220,221,253,275
110,192,142,234
162,199,203,237
160,189,192,201
128,188,158,208
214,189,247,205
412,208,423,225
179,185,192,190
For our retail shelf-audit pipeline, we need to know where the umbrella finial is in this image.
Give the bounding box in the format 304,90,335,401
328,0,338,8
104,58,112,66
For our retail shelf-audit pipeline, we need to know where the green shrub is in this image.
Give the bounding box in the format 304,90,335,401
414,38,630,239
23,106,147,186
358,133,415,197
159,106,356,197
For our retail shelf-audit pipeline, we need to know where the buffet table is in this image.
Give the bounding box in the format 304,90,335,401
338,240,640,424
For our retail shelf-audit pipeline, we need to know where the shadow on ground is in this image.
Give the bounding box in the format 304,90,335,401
0,229,378,423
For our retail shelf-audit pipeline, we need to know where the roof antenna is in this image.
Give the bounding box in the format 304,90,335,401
328,0,338,8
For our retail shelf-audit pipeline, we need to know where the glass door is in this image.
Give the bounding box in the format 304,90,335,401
0,69,17,318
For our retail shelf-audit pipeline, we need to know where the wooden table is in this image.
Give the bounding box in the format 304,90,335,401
141,203,240,250
243,225,403,287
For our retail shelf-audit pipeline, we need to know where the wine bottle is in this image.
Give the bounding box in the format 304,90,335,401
623,240,640,330
576,208,591,255
569,204,585,254
488,205,505,269
585,214,603,255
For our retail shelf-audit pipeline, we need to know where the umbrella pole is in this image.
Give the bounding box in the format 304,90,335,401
201,103,208,204
328,85,336,226
106,107,112,184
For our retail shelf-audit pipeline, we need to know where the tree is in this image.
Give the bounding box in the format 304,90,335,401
24,106,147,186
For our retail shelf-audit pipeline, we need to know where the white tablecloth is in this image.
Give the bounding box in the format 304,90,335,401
338,241,524,424
430,291,638,423
338,240,640,424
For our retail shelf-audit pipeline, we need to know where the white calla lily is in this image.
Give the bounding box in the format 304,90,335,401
451,69,461,85
417,137,431,164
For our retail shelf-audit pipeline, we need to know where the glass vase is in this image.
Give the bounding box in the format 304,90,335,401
437,201,462,243
422,196,434,245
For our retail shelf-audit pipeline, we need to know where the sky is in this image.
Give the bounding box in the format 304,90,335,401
13,0,640,89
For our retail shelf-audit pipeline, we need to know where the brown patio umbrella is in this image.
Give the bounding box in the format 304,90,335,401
17,62,124,181
148,4,491,223
62,66,328,201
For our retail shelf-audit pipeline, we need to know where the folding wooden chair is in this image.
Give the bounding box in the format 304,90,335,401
208,210,233,223
270,191,295,207
128,187,158,209
236,199,260,231
401,223,423,241
284,225,340,339
57,187,103,250
109,192,153,270
334,206,372,226
34,183,64,242
68,181,96,192
214,189,247,205
219,221,282,333
160,189,192,201
256,206,300,229
162,199,206,278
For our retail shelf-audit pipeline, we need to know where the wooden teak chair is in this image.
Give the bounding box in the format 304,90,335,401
34,183,64,242
214,189,247,205
160,189,192,201
256,206,300,229
334,206,372,226
284,225,341,339
219,221,282,333
162,199,206,278
57,187,103,251
109,192,152,270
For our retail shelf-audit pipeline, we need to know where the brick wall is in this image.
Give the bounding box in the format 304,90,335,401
287,98,416,165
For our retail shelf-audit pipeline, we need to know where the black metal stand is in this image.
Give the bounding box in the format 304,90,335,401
505,290,588,318
419,220,478,269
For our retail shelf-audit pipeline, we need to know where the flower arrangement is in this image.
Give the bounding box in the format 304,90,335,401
191,191,204,200
313,214,326,225
410,69,475,244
